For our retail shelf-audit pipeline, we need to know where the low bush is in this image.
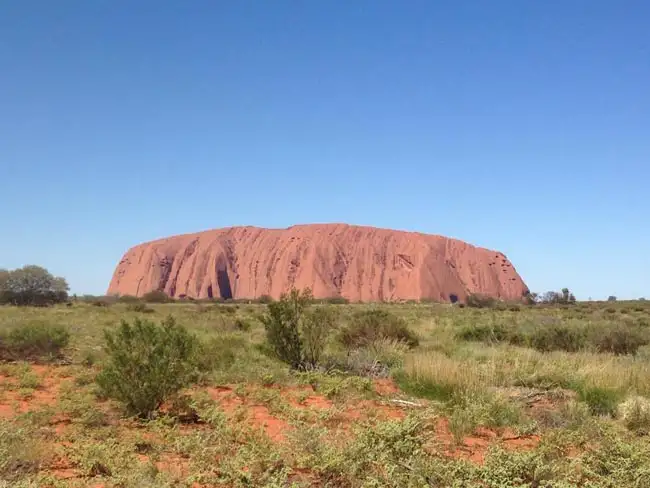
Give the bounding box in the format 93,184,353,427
96,316,201,418
619,396,650,435
0,322,70,361
591,324,648,355
393,369,458,402
466,293,497,308
126,302,154,313
527,322,587,352
142,290,171,303
456,322,513,344
447,390,522,442
332,337,409,378
116,295,141,304
338,309,419,349
577,385,623,416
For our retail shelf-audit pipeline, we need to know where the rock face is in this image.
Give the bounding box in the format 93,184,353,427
107,224,528,302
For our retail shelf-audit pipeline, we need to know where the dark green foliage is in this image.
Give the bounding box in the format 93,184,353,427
96,316,200,418
608,295,618,302
466,293,497,308
577,385,623,416
339,309,419,349
0,265,69,306
456,323,512,344
0,322,70,361
142,290,171,303
260,288,335,370
261,288,309,369
257,294,274,304
592,324,648,355
528,322,587,352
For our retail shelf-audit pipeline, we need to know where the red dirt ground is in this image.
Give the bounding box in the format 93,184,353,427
4,364,549,484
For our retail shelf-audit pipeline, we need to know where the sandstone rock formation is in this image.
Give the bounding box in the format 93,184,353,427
107,224,528,302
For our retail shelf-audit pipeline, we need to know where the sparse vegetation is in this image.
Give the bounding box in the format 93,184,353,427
1,296,650,486
0,322,70,361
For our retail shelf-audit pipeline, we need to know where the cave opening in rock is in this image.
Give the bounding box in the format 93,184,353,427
217,269,233,300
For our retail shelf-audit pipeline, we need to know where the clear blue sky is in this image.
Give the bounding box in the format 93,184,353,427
1,1,648,299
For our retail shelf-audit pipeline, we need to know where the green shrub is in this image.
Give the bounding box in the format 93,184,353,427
0,322,70,361
339,309,419,349
466,293,497,308
577,385,623,416
260,288,334,369
456,322,512,344
527,322,587,352
96,316,200,418
0,265,69,306
261,289,309,369
141,290,170,303
392,369,457,402
592,324,648,355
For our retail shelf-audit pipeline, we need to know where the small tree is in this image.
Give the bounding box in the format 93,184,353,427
608,295,618,302
96,316,199,418
261,288,310,369
0,266,69,306
260,288,334,370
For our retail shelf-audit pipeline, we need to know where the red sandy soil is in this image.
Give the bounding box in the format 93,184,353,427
3,366,547,484
0,365,65,417
107,223,528,302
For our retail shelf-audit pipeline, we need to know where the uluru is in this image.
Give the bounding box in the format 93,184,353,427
107,224,528,302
